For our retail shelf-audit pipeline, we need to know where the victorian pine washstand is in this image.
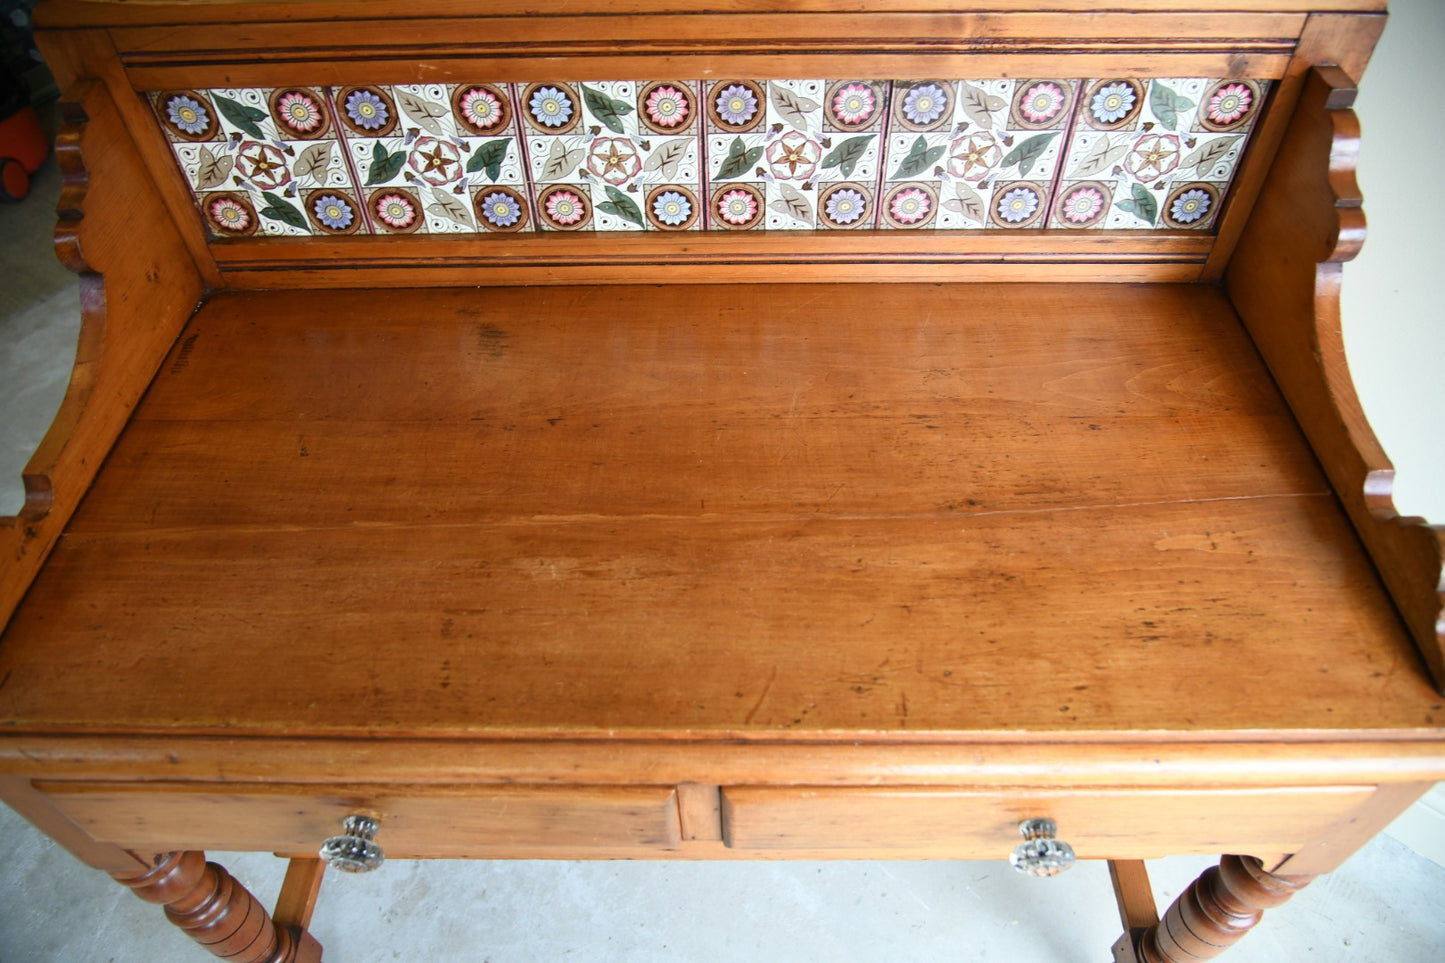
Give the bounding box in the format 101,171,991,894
1,2,1442,960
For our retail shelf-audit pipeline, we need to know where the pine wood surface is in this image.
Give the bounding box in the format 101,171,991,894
45,782,686,854
123,54,1296,102
1200,12,1384,280
107,11,1309,57
5,7,1438,959
1,282,1439,741
1109,859,1161,931
33,780,1371,862
37,2,1359,289
36,29,222,289
1272,780,1433,875
272,858,325,932
6,736,1445,789
1226,67,1445,689
32,1,1388,32
717,785,1369,858
211,233,1216,290
65,284,1327,531
0,78,203,630
106,13,1302,88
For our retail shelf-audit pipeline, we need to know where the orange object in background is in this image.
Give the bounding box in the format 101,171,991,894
0,96,48,201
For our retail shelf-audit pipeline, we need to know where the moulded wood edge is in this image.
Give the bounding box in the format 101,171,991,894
33,0,1389,31
4,735,1445,788
206,232,1215,286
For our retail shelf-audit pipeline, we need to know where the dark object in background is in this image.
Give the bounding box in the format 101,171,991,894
0,1,51,201
0,59,47,200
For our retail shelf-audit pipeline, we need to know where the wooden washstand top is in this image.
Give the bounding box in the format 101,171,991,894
1,282,1436,742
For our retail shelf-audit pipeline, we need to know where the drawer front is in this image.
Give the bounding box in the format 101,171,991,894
719,786,1373,860
40,782,681,857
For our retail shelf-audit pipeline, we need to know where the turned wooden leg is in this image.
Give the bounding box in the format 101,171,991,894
1134,855,1313,961
111,851,322,962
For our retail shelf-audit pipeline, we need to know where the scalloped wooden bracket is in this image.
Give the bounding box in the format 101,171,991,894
1226,66,1445,691
0,80,205,631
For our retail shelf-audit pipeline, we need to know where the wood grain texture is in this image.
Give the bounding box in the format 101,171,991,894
2,284,1439,739
677,783,724,842
717,785,1371,858
107,12,1308,62
96,3,1306,88
272,859,324,932
5,737,1445,790
0,775,146,872
212,233,1214,289
65,284,1327,531
104,13,1302,91
126,53,1295,93
0,80,203,632
217,258,1206,290
35,1,1385,31
46,783,683,856
1201,12,1385,279
34,29,221,288
1110,859,1160,931
1272,780,1431,875
1,6,1432,960
1225,67,1445,690
40,781,1372,862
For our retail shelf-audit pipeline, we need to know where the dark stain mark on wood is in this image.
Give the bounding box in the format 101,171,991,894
170,333,199,373
477,324,508,358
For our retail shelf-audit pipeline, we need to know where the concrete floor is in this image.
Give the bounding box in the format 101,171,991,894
4,3,1445,958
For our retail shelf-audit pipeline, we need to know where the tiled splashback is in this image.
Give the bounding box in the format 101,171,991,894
151,78,1266,238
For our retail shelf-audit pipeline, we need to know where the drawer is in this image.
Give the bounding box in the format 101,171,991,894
719,786,1373,860
39,782,682,857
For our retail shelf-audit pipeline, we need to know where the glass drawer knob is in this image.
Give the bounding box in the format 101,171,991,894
1009,817,1076,877
320,814,385,873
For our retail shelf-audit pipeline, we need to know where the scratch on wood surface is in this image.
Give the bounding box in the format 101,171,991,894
744,666,778,725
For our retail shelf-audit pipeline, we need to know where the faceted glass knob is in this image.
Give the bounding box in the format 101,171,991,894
1009,817,1076,877
320,814,385,873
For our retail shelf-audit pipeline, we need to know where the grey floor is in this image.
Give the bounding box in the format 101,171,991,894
5,10,1445,958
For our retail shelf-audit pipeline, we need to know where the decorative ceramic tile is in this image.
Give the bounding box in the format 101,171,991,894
149,77,1269,238
521,80,705,232
879,79,1074,230
154,87,356,237
336,83,529,235
1052,79,1267,230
